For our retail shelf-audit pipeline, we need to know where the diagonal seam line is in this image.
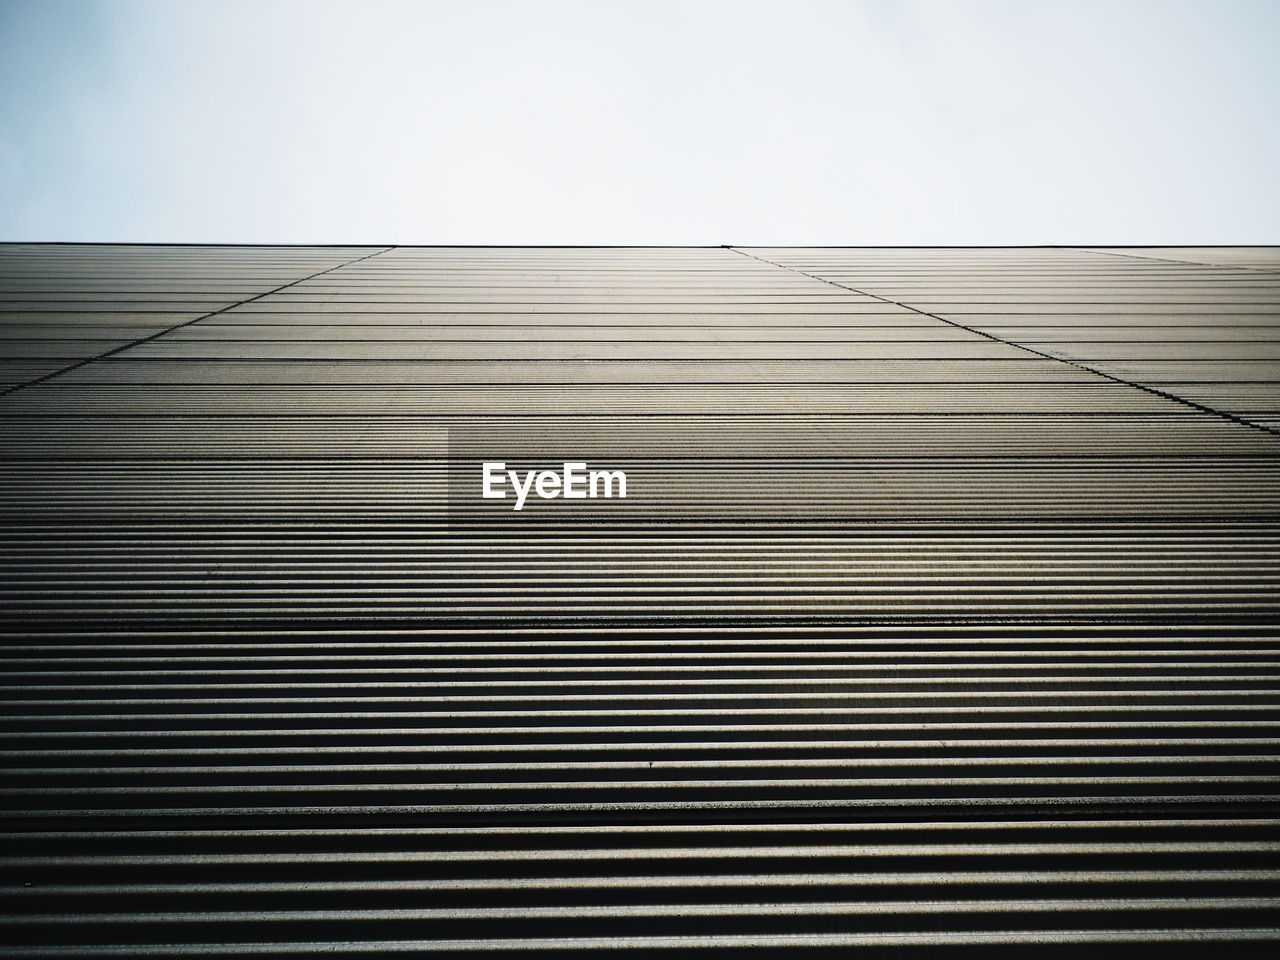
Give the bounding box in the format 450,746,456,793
0,246,398,398
1079,247,1280,277
727,247,1280,441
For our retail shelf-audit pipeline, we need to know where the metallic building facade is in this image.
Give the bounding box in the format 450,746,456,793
1,244,1279,955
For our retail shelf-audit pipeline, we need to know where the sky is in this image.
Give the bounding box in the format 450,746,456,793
1,0,1277,245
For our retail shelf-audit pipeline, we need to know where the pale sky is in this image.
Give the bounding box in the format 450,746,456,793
1,0,1277,245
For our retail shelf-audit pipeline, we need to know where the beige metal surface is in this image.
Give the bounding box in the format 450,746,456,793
0,244,1278,955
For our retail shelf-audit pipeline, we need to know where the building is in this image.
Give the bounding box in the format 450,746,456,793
1,244,1279,955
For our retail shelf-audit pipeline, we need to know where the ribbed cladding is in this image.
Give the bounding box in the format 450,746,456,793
0,244,380,394
1,244,1279,957
745,246,1280,433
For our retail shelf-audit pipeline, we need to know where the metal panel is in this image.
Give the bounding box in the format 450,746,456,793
750,247,1280,431
0,244,1278,956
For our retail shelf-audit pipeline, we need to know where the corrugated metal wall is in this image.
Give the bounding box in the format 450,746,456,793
1,244,1278,956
